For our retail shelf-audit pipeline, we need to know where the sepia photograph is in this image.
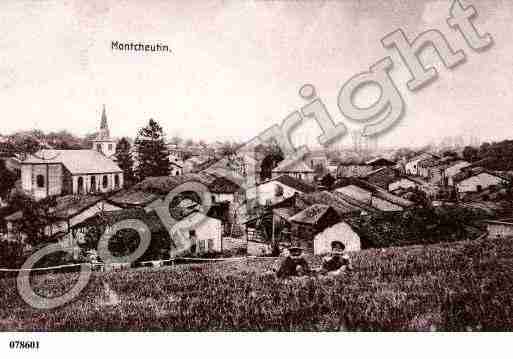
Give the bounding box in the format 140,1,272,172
0,0,511,356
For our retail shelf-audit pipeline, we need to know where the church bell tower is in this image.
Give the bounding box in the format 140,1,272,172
92,105,117,158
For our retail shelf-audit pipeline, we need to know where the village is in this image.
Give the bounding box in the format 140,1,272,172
0,104,512,272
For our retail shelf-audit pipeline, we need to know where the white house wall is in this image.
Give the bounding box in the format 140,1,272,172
313,222,361,255
456,173,503,193
247,181,302,205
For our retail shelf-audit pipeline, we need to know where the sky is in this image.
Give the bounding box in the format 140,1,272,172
0,0,511,148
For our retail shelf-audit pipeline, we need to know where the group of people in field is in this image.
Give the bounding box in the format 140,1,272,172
276,240,352,279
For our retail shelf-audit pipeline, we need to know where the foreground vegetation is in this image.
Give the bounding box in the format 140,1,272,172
1,236,512,331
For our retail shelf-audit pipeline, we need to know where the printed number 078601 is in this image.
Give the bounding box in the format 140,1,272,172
9,341,39,350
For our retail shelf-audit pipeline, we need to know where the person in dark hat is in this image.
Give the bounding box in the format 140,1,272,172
318,241,352,275
276,245,310,278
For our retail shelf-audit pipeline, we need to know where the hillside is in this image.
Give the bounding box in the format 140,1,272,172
1,236,512,331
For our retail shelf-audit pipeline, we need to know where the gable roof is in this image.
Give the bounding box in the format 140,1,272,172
50,194,106,220
22,149,122,175
453,167,507,183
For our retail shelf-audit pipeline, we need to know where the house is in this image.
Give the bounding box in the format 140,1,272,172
404,152,439,176
482,218,513,239
305,151,328,172
313,221,361,255
453,168,506,193
20,107,123,200
246,174,314,206
3,195,122,244
445,160,471,185
337,163,373,178
133,173,242,204
78,206,223,258
173,211,223,253
417,157,440,178
271,159,315,182
289,204,341,253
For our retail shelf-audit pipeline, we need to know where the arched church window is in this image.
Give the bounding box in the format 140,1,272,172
36,175,45,188
91,176,97,192
114,174,120,188
102,175,108,188
77,177,84,194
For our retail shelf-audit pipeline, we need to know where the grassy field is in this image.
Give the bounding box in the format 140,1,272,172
1,236,512,331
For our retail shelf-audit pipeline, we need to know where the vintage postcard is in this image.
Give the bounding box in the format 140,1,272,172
0,0,511,356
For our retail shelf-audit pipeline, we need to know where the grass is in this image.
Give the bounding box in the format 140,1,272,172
1,236,513,331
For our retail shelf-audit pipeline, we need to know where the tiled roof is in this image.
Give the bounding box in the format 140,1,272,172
289,204,333,225
296,191,362,216
22,149,122,175
272,159,314,173
108,188,161,207
51,194,105,219
134,172,240,195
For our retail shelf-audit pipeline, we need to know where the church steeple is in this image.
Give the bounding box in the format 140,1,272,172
92,104,117,157
98,104,111,140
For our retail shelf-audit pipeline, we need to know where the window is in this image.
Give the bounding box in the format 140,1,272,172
36,175,45,188
102,175,108,188
96,144,102,152
114,174,120,188
108,144,113,151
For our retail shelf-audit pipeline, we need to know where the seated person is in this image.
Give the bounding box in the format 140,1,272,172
319,241,352,275
277,246,310,278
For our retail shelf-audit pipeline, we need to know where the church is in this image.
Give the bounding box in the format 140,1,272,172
21,106,124,200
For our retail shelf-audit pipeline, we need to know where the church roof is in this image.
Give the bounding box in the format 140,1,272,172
22,149,122,175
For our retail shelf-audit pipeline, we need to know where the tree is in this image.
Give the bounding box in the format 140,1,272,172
462,146,479,162
8,135,40,160
7,192,57,246
134,119,170,180
114,137,134,186
0,159,17,201
257,141,284,181
320,173,335,189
